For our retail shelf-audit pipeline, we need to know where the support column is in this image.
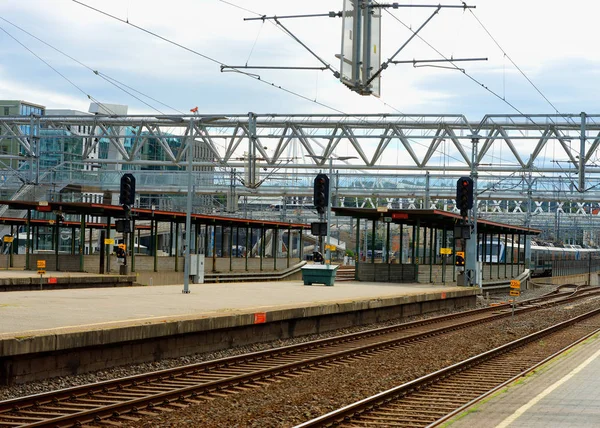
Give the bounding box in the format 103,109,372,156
355,218,360,280
579,112,587,195
423,227,428,265
25,209,31,270
287,227,291,269
386,221,391,264
105,215,111,274
79,215,85,272
442,227,447,283
229,226,234,272
523,233,529,271
433,228,438,265
245,226,249,271
260,227,265,271
130,219,136,272
415,221,421,265
398,223,403,264
175,223,179,272
9,225,14,268
504,233,508,278
299,228,304,261
137,227,141,254
169,222,174,256
371,220,376,264
452,228,457,281
497,233,501,279
204,224,209,255
273,228,278,270
482,232,487,279
517,233,522,272
511,233,515,277
429,227,434,283
220,225,225,258
153,219,158,273
212,225,217,273
71,226,76,255
195,222,200,255
411,225,416,263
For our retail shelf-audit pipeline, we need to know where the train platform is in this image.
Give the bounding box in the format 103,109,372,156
448,332,600,428
0,277,478,384
0,269,136,291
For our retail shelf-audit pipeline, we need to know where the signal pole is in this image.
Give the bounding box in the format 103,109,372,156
326,158,333,264
466,136,480,287
456,176,473,286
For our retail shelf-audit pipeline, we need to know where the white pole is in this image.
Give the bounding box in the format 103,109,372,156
326,158,332,265
183,119,194,293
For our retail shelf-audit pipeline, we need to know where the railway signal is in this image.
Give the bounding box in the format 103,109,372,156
313,174,329,214
119,173,136,214
455,251,465,267
456,177,474,216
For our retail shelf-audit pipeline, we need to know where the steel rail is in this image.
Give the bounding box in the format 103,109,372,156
0,289,597,427
296,307,600,427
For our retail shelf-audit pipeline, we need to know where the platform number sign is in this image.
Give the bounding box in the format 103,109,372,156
510,279,521,297
37,260,46,275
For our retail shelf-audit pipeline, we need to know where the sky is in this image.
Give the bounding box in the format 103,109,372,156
0,0,599,121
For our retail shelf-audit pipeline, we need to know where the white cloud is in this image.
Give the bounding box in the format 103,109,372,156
0,71,89,110
1,0,599,117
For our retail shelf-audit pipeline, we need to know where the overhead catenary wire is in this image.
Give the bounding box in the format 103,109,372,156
232,1,408,115
383,3,594,175
0,23,117,116
465,8,575,125
72,0,351,116
458,5,598,179
0,15,182,115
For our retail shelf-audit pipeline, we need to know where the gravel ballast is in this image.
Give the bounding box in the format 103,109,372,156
1,284,596,427
124,294,600,427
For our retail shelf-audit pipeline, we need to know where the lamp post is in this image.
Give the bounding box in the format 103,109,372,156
307,155,357,265
183,115,226,294
182,117,194,294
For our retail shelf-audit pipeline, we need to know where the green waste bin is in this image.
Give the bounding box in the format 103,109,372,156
301,264,338,286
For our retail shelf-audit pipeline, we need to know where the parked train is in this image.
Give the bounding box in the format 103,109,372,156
478,239,600,276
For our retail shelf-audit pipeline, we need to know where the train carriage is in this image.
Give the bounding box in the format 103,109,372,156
478,238,600,277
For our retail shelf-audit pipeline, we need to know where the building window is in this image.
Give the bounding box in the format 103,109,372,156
3,107,8,115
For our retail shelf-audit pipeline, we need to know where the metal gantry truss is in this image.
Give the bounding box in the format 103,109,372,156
1,112,600,234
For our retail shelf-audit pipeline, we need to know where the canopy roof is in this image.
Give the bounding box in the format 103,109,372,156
333,208,541,235
0,201,308,230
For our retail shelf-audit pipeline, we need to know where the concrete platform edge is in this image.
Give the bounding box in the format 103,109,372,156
1,288,478,357
0,287,478,384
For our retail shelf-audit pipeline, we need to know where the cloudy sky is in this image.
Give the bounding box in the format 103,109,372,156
0,0,599,120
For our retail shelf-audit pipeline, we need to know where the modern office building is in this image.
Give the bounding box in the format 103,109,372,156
0,100,45,172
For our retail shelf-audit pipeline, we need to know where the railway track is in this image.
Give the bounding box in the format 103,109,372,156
0,287,598,427
297,307,600,427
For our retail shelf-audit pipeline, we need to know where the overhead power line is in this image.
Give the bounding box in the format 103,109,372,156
0,15,184,115
72,0,351,116
0,23,117,115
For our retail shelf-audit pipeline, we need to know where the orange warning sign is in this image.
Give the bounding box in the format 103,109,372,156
254,312,267,324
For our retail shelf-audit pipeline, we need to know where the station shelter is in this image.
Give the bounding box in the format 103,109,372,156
333,207,540,285
0,200,309,284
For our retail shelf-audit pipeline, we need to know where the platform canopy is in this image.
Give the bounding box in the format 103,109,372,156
332,208,541,236
0,200,309,230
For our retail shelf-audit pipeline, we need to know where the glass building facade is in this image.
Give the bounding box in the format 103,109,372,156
0,100,45,171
